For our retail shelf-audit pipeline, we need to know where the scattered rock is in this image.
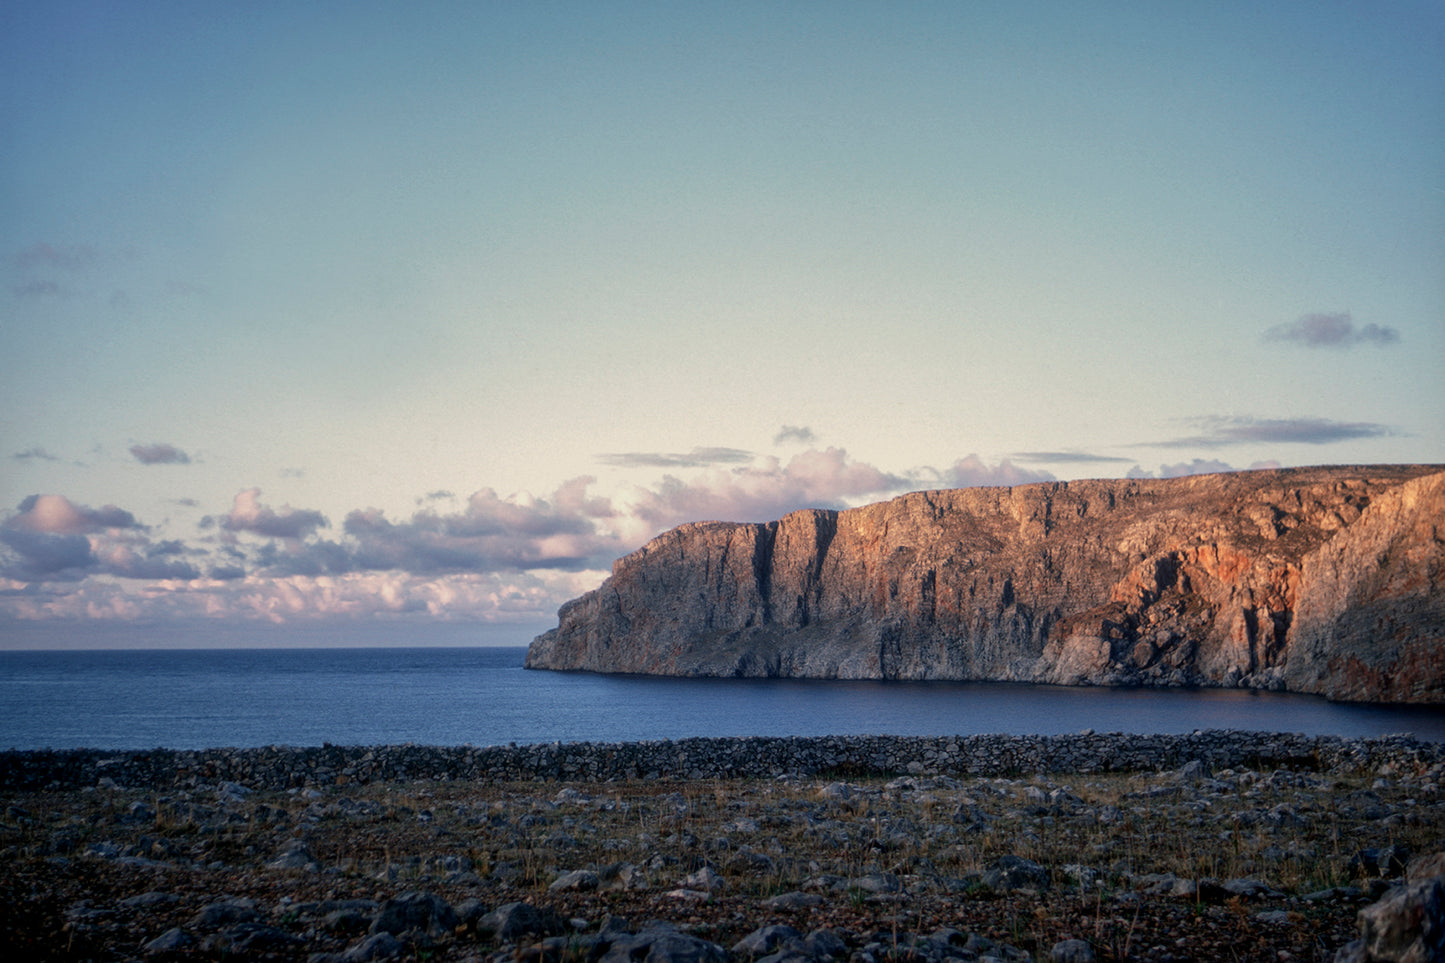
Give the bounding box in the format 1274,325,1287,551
1050,939,1096,963
190,897,259,929
342,931,406,961
477,901,566,941
1335,857,1445,962
983,856,1049,893
369,891,459,938
732,923,802,956
599,922,728,963
549,868,600,892
140,927,193,957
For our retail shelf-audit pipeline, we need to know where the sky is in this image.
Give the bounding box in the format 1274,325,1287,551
2,1,1442,648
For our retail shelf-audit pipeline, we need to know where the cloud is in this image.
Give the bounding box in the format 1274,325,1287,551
0,528,96,580
623,447,913,530
129,442,192,465
1010,451,1133,465
1157,415,1393,448
13,242,99,271
222,489,328,540
11,280,62,297
0,448,1114,625
0,569,595,626
343,477,624,574
598,447,755,469
11,447,60,462
774,425,817,446
1128,458,1286,479
938,455,1055,488
1264,312,1400,348
93,542,201,580
8,494,143,535
1156,458,1237,478
0,495,203,582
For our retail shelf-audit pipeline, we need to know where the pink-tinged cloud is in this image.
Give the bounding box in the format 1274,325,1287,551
7,494,143,535
0,569,594,626
222,489,328,540
1265,311,1400,348
0,495,202,581
1157,458,1237,478
130,442,191,465
939,455,1055,488
0,449,1113,625
343,478,625,573
627,447,909,530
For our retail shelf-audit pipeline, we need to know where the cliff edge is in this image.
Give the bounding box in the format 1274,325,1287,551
525,465,1445,703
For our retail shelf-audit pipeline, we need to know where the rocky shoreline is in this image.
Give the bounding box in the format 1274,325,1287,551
5,731,1444,793
3,732,1443,962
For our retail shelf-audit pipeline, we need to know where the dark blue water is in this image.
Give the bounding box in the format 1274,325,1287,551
1,647,1442,750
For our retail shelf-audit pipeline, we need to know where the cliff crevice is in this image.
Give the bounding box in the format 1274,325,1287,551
525,466,1445,703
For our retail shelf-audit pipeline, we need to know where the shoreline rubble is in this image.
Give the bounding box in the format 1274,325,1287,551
4,730,1442,792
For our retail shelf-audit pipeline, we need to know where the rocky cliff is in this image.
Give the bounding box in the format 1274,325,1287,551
525,466,1445,703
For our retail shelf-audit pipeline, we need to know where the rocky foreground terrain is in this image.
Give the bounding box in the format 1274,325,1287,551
526,466,1445,703
4,735,1444,962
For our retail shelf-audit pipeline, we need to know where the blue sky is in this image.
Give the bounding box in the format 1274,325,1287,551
2,1,1442,645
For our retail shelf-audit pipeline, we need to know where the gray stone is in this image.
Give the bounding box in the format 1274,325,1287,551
599,923,728,963
206,922,304,955
141,927,193,956
550,868,600,892
1254,911,1293,925
802,929,848,960
982,856,1049,893
1336,872,1445,962
732,923,802,956
1050,939,1096,963
323,908,373,934
763,891,824,910
343,931,405,961
476,901,566,941
267,838,321,871
369,891,459,938
681,866,726,892
190,897,259,929
847,872,902,894
453,897,486,928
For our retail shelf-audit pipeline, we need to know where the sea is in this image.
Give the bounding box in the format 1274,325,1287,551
2,646,1443,751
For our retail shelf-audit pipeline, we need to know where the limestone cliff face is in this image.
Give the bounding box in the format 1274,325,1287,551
525,466,1445,703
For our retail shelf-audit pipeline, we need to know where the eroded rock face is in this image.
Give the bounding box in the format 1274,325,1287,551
525,466,1445,703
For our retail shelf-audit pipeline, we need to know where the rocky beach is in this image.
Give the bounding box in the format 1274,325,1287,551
4,732,1443,962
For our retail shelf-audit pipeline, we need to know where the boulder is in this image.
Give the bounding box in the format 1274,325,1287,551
369,891,459,938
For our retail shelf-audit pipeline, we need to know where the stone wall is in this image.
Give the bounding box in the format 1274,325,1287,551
2,731,1440,792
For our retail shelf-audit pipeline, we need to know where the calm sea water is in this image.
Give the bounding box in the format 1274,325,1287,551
1,646,1442,751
